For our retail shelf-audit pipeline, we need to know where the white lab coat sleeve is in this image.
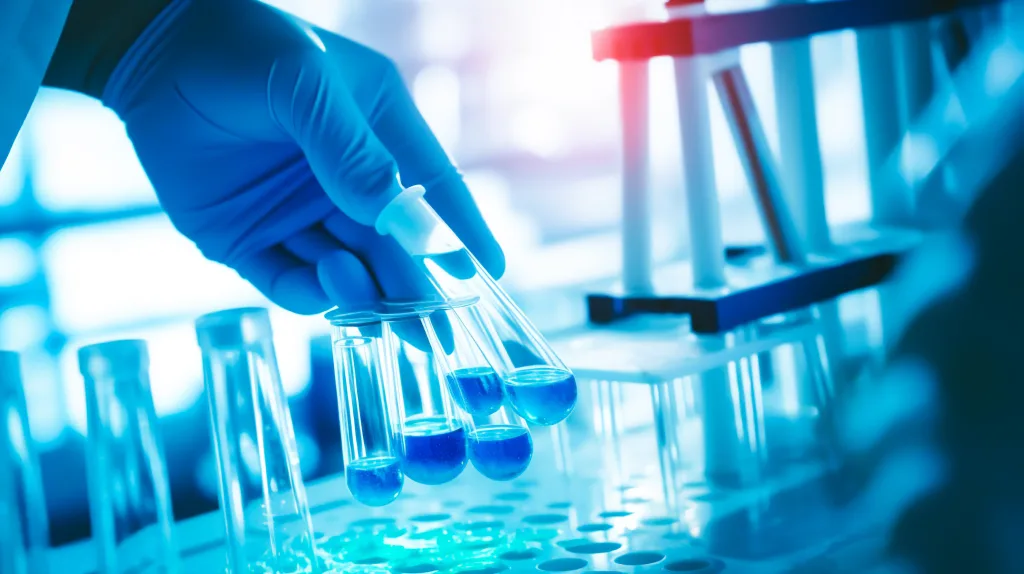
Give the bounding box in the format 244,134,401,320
0,0,74,168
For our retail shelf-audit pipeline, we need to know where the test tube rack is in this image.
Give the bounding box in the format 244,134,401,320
585,0,1006,331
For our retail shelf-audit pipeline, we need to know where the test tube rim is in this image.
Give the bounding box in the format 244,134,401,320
195,306,269,329
77,339,149,377
377,295,481,319
324,308,380,327
195,306,273,351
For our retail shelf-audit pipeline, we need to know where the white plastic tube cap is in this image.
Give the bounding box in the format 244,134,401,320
78,339,149,379
374,185,464,257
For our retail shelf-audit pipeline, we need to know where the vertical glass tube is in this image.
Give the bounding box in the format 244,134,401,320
0,351,49,574
195,308,318,574
380,305,469,486
327,311,404,507
78,340,178,574
421,303,534,482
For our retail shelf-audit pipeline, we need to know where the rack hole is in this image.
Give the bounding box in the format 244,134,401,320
548,502,573,509
495,491,531,501
664,558,713,571
468,505,516,515
523,514,569,525
598,510,632,518
351,557,387,565
411,513,452,523
642,517,678,526
537,558,588,571
459,566,509,573
394,565,439,573
615,552,664,566
562,541,622,554
577,523,613,532
500,550,539,561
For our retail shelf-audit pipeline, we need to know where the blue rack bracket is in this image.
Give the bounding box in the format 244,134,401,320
586,239,911,333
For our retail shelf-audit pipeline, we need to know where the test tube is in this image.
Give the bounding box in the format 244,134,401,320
421,301,534,481
0,351,49,574
195,308,318,574
78,340,178,574
374,185,578,426
379,304,469,485
327,310,404,507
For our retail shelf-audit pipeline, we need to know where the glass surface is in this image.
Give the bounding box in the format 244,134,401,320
79,340,178,574
0,352,49,574
397,197,578,426
381,308,469,486
196,308,319,574
328,311,404,507
420,304,534,482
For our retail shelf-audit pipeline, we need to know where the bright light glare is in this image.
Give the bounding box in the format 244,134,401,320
268,309,322,397
62,324,206,434
0,238,37,286
0,306,49,352
42,215,262,333
257,0,348,30
18,350,65,445
28,90,155,211
413,66,462,152
418,8,471,60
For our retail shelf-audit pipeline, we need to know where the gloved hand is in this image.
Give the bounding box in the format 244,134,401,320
102,0,504,314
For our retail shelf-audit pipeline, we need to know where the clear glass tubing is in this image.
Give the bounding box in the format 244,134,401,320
374,185,579,426
327,310,405,507
195,308,319,574
0,351,49,574
78,340,179,574
380,304,470,486
420,301,534,482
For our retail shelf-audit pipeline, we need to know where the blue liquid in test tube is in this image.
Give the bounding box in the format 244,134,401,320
448,366,504,416
468,425,533,481
346,456,403,507
504,366,579,426
401,416,467,485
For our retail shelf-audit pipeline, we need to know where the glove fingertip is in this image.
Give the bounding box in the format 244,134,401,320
271,267,333,315
316,250,381,312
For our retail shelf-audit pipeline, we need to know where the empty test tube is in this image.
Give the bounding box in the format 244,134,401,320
380,304,469,486
374,185,578,426
78,340,178,574
421,301,534,481
0,351,49,574
195,309,319,574
327,310,404,507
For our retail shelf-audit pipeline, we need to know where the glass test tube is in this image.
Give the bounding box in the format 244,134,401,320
421,301,534,481
0,351,49,574
374,185,578,426
380,304,469,485
327,310,404,507
195,308,318,574
79,341,178,574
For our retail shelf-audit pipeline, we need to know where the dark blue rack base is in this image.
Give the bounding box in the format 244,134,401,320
587,226,922,333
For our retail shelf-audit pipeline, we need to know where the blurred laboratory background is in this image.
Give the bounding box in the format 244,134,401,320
1,0,878,545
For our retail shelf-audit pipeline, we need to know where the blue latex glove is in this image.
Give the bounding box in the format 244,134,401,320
103,0,504,314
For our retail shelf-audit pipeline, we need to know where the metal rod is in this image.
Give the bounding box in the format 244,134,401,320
619,60,655,295
674,56,728,289
712,63,807,265
771,36,832,253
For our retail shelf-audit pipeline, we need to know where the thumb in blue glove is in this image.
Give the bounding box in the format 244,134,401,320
103,0,504,314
